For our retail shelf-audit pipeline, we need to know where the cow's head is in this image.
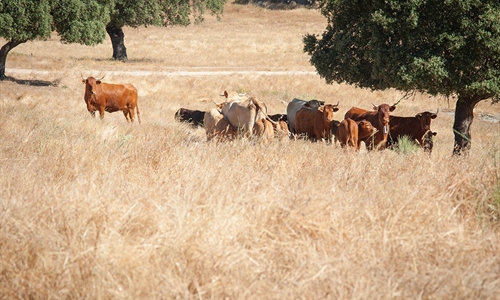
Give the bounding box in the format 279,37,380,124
304,99,326,109
372,103,397,126
357,120,378,139
415,109,438,132
319,104,339,122
82,75,104,95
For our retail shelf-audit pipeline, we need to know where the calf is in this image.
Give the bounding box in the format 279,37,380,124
203,109,237,142
253,118,275,144
338,119,378,150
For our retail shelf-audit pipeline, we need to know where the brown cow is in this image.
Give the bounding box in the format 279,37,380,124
387,110,438,150
344,102,397,150
82,75,140,123
338,119,378,150
295,104,339,142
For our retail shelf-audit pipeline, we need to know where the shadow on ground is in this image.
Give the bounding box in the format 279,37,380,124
3,76,59,87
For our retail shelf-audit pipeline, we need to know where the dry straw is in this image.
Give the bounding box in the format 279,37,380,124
1,3,500,299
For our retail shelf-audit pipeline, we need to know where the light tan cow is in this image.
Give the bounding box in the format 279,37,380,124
203,108,237,142
253,118,275,144
216,91,277,138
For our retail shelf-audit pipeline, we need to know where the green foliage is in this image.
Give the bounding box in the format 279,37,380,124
304,0,500,103
1,0,227,45
108,0,227,28
51,0,112,45
392,135,420,154
0,0,53,42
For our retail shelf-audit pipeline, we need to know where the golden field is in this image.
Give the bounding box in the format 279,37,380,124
1,2,500,299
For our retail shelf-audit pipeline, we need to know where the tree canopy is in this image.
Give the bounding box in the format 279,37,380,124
0,0,227,78
304,0,500,154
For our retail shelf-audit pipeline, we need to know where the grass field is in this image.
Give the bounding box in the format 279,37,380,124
1,2,500,299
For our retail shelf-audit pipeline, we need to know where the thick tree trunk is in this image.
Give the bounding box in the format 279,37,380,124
452,96,482,156
0,39,26,80
106,27,128,61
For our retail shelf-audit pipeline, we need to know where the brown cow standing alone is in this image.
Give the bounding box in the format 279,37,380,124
82,75,140,123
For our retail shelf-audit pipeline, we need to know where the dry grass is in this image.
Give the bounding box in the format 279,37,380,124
1,2,500,299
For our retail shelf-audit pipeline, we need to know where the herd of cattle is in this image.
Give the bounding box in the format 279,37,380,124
176,91,439,152
81,76,438,152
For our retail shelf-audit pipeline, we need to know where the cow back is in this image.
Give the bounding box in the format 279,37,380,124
287,98,325,133
220,98,257,135
97,82,138,113
338,118,358,148
204,109,236,141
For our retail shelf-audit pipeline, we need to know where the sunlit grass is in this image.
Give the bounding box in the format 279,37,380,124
1,2,500,299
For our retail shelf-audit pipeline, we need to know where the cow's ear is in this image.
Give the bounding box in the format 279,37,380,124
96,80,101,84
318,106,324,112
224,90,228,98
431,114,437,119
389,105,397,112
372,105,378,110
82,80,86,84
432,132,437,136
333,107,339,112
415,113,422,119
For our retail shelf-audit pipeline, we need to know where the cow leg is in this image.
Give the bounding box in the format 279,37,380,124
123,109,131,122
128,107,135,123
99,108,105,119
89,110,96,118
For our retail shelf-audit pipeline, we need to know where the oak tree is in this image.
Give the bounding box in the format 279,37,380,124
304,0,500,155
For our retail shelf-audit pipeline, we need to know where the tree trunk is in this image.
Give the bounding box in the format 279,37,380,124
452,95,482,156
106,27,128,61
0,39,26,80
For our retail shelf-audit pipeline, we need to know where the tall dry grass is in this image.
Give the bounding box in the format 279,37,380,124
1,2,500,299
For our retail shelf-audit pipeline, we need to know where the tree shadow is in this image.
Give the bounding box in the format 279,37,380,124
3,76,59,87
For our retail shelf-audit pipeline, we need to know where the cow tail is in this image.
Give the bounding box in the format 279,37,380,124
136,104,141,124
252,98,279,126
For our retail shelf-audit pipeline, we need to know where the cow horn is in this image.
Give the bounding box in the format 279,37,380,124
371,102,378,108
436,108,439,114
334,101,339,107
392,98,402,107
81,74,86,80
96,75,105,81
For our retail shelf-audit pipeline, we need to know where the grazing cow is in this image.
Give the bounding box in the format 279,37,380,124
344,102,397,150
174,108,205,127
203,109,237,142
337,119,378,150
387,110,439,150
286,98,326,134
295,104,339,142
81,75,140,123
